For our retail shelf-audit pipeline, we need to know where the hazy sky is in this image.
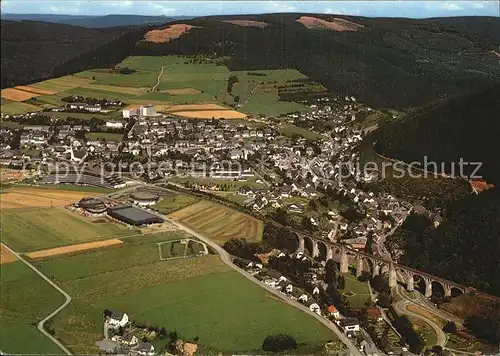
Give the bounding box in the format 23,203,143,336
1,1,499,18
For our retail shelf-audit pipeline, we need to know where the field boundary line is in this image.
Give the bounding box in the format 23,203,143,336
1,243,72,355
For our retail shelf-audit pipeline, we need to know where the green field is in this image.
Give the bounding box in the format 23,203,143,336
230,69,312,117
0,261,65,354
36,232,334,353
170,176,266,190
280,123,325,140
1,57,317,116
1,101,43,115
340,273,371,308
152,193,199,214
0,208,139,252
86,132,123,141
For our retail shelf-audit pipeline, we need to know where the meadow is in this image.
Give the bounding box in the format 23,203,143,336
168,200,264,244
152,193,199,214
340,273,371,308
0,207,139,252
0,261,65,354
1,56,315,117
35,232,334,354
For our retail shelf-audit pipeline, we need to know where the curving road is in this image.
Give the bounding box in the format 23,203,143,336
161,215,363,356
2,243,72,355
394,286,447,347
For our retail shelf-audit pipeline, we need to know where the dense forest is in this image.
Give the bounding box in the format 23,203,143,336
374,84,500,185
388,188,500,296
0,21,132,88
2,14,500,109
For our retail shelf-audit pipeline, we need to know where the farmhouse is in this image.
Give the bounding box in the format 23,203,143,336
136,342,155,356
106,310,129,327
107,204,164,226
342,317,360,333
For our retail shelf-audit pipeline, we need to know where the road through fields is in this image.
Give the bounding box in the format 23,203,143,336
1,243,72,355
162,214,363,356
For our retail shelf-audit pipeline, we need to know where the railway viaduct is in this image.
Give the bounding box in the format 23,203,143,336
295,232,469,298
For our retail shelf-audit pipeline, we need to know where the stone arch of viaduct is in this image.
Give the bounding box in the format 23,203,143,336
296,233,466,298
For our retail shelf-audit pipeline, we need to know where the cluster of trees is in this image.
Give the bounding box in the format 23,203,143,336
113,66,136,74
222,237,264,261
392,316,425,354
262,334,297,352
227,75,238,94
262,224,298,252
464,315,500,344
61,95,123,106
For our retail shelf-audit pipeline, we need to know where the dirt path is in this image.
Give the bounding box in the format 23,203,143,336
151,66,165,92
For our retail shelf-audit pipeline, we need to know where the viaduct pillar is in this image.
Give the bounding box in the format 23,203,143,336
388,263,397,288
444,284,452,298
423,277,432,298
356,255,364,278
298,235,304,252
340,246,349,274
406,272,415,292
372,263,380,278
312,240,319,258
326,246,333,261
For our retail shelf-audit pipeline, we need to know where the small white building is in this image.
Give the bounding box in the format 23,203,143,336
106,121,124,129
342,317,360,333
107,311,129,328
309,303,321,315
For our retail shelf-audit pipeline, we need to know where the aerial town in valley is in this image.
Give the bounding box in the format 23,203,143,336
1,2,499,356
1,90,487,356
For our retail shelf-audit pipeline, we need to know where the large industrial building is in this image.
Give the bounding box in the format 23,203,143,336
107,204,164,226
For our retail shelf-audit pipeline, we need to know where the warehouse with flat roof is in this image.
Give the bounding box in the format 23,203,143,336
107,204,163,226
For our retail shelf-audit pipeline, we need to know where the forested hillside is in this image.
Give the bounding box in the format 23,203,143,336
388,188,500,296
133,14,500,109
2,14,499,109
0,21,128,88
374,84,500,184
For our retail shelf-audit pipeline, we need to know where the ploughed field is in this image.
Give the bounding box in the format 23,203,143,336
168,200,263,244
32,232,334,354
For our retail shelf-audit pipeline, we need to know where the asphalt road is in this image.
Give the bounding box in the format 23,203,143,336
1,243,72,355
394,286,447,347
162,215,363,356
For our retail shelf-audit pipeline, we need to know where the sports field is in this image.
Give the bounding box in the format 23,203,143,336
0,261,65,354
35,232,333,354
0,207,139,252
168,200,263,244
0,186,100,209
